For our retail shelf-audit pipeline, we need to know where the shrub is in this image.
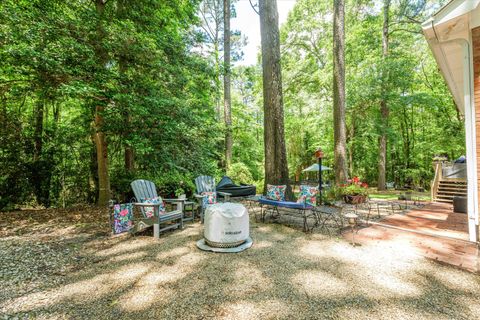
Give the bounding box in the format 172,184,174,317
338,177,369,196
325,185,343,202
227,162,254,184
151,171,196,198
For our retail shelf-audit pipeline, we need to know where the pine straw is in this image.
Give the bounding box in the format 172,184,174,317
1,205,479,320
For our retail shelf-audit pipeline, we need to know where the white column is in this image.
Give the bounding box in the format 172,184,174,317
463,40,479,242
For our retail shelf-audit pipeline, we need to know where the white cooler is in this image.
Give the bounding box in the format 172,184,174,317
204,202,249,248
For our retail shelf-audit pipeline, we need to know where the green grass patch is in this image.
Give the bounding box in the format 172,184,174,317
368,188,431,201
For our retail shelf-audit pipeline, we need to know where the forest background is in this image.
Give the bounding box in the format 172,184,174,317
0,0,461,210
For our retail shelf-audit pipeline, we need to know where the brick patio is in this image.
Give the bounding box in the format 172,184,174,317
345,202,480,273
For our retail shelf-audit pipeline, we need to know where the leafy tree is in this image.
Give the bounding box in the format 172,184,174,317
280,0,463,189
259,0,291,198
0,0,221,209
224,0,232,169
333,0,348,183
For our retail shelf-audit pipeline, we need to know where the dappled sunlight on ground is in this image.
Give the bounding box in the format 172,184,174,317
231,261,273,298
170,224,203,239
108,250,148,263
217,299,291,320
292,270,348,297
155,246,190,260
95,238,157,257
118,268,180,312
1,205,479,319
254,224,274,233
365,270,422,298
2,262,151,313
429,267,480,293
249,239,272,249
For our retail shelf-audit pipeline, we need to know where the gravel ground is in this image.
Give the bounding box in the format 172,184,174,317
1,204,479,320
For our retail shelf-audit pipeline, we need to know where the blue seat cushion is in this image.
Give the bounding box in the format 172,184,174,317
259,197,313,209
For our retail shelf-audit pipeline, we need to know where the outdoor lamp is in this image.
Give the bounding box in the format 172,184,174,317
315,148,324,159
315,148,324,205
344,212,358,246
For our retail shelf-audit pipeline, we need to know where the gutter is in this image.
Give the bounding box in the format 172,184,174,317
433,0,456,18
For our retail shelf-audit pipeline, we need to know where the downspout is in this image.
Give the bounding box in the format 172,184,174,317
431,21,479,242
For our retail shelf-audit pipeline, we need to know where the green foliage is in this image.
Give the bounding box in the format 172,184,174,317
0,0,220,209
337,177,369,196
280,0,464,189
147,171,196,199
227,162,254,185
325,186,343,203
0,0,464,209
339,184,369,197
231,66,264,182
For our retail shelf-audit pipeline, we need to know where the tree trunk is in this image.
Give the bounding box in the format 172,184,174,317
215,43,222,121
117,0,134,173
333,0,348,184
94,105,110,206
124,139,134,172
377,0,390,191
223,0,232,170
33,95,44,162
119,55,134,172
259,0,291,199
348,116,355,177
32,93,49,206
94,0,110,206
89,135,99,204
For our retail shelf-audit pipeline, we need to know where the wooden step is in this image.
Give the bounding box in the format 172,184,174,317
437,186,467,190
438,182,467,188
439,181,467,186
437,188,467,193
437,191,467,196
437,187,466,190
434,198,453,203
435,194,460,199
438,185,467,189
436,193,467,198
434,179,467,204
437,187,467,191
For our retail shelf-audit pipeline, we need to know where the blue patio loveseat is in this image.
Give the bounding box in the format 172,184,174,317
258,197,316,232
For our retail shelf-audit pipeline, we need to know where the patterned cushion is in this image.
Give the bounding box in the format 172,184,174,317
266,184,286,201
140,196,166,218
201,191,217,207
296,185,318,207
112,203,134,234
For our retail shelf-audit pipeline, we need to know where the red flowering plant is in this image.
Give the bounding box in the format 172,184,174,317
338,176,369,196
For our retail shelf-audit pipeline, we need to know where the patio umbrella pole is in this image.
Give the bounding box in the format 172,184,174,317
318,156,323,205
315,148,325,205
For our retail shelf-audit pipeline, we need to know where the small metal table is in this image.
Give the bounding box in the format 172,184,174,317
183,201,197,222
245,195,261,209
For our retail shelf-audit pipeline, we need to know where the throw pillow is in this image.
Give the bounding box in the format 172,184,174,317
266,184,286,201
140,196,166,218
112,203,134,234
201,191,217,207
296,185,318,207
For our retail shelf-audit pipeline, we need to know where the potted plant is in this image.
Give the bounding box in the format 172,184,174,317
175,187,186,199
339,177,369,204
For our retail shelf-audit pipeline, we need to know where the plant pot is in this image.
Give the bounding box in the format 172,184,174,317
343,194,367,204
